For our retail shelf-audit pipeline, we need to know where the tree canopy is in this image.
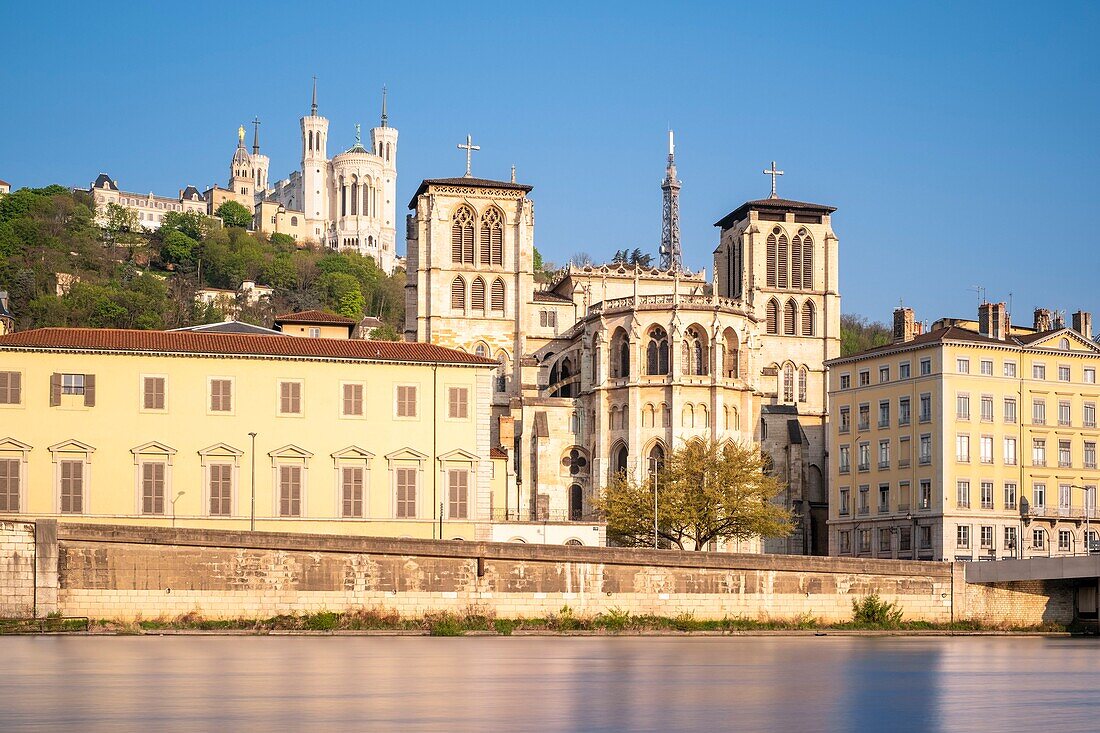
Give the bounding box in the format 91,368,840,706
597,439,792,550
841,313,892,356
214,200,253,229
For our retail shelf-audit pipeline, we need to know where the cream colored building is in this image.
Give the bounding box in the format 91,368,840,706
0,327,507,540
86,174,206,231
827,303,1100,561
404,151,841,554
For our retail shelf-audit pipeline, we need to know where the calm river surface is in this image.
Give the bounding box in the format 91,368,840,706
1,636,1097,732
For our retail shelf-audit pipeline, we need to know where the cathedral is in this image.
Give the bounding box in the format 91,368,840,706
405,138,840,555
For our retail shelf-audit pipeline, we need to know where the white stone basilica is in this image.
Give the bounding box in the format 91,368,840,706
405,141,841,554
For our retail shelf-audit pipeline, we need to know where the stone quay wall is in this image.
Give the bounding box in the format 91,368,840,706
0,521,1077,625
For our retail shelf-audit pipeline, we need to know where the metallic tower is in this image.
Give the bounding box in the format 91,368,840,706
660,130,682,271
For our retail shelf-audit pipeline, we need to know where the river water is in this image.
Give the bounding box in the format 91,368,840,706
1,636,1096,732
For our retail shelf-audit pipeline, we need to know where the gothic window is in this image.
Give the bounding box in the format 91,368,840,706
642,403,655,428
766,299,779,335
648,443,665,474
801,300,815,336
723,329,740,379
308,130,313,151
646,326,670,375
798,366,808,402
490,278,505,314
561,448,589,477
699,404,709,428
783,363,795,402
590,335,600,383
569,484,584,521
766,228,778,287
471,277,486,313
784,299,797,335
611,329,629,378
777,229,789,288
612,443,629,477
800,229,814,289
475,343,488,358
496,351,510,393
480,208,504,266
350,175,359,215
609,406,618,431
451,205,475,264
682,327,707,376
791,233,802,289
450,276,466,312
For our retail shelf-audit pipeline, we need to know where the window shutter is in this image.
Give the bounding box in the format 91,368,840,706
491,228,503,266
471,278,485,312
801,301,815,336
83,374,96,407
479,225,491,264
766,233,777,287
491,279,505,313
791,235,803,289
451,278,465,311
777,234,789,288
50,373,62,406
802,237,813,289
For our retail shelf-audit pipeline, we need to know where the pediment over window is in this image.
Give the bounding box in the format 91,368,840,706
47,439,96,456
198,442,244,458
1022,328,1100,353
331,445,375,462
385,447,429,464
130,441,178,464
268,444,314,464
0,437,32,457
437,448,480,466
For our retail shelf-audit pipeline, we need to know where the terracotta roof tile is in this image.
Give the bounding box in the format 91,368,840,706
0,328,496,366
489,446,508,459
274,310,358,325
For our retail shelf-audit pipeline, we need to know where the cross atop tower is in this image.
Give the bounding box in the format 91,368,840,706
763,160,784,199
251,116,261,154
310,75,318,116
457,134,480,178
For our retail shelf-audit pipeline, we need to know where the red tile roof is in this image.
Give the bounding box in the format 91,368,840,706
274,310,358,325
533,290,573,304
0,328,497,366
489,446,508,460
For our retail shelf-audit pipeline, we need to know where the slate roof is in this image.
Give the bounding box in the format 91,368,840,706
180,186,203,201
92,173,119,191
273,310,358,326
533,290,573,304
714,197,837,229
0,328,497,366
408,177,532,209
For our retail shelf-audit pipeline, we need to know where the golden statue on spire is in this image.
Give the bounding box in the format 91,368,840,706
237,125,246,144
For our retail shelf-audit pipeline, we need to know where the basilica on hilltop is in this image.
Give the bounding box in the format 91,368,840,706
404,138,840,554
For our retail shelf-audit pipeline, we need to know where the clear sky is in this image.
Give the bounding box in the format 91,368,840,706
1,1,1097,326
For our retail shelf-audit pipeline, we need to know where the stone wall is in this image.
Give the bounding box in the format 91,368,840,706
0,521,1080,625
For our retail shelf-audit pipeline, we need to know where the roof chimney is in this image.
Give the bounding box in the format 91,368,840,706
893,307,916,343
979,302,1008,341
1034,308,1052,331
1072,311,1093,341
1053,311,1066,330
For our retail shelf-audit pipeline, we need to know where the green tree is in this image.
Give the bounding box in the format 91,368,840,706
841,313,892,357
103,202,139,235
162,229,198,266
268,232,296,249
215,200,252,229
316,271,365,318
161,210,209,241
596,439,792,550
370,322,401,341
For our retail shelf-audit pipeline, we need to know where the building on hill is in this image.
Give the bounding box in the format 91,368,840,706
826,303,1100,562
0,292,13,335
0,179,10,197
273,310,358,339
404,141,840,554
85,173,206,231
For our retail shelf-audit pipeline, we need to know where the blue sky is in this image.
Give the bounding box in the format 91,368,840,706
2,1,1097,325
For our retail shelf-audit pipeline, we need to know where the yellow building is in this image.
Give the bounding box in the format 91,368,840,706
827,304,1100,561
255,200,309,242
0,327,508,540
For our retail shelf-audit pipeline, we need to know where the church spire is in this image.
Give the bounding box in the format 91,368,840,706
660,130,682,272
380,85,388,128
310,75,318,116
251,117,261,154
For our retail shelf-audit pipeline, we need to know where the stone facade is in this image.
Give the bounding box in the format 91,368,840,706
0,520,36,617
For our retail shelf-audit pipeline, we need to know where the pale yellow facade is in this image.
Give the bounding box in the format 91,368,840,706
255,200,309,242
828,308,1100,561
0,330,501,540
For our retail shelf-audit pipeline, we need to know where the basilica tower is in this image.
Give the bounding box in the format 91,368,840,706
369,87,399,268
300,77,330,237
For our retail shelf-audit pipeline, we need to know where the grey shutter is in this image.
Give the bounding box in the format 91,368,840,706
50,373,62,406
83,374,96,407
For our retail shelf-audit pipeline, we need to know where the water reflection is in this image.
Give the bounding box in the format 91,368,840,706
0,636,1096,732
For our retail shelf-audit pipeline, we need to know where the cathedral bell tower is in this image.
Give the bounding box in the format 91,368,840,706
369,86,399,264
301,76,329,233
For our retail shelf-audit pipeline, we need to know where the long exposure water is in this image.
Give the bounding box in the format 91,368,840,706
1,635,1096,732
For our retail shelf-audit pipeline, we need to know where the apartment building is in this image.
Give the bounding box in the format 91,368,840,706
827,303,1099,561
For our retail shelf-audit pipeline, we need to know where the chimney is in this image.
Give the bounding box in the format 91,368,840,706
893,307,915,343
1072,311,1093,341
1034,308,1052,331
1053,311,1065,330
979,302,1008,340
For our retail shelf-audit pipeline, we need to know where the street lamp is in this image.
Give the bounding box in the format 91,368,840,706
1070,484,1094,555
648,457,659,549
248,432,257,532
170,491,185,529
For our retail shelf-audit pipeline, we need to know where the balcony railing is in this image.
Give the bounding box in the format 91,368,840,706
491,509,604,523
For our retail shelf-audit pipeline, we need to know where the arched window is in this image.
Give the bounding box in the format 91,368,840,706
699,404,709,428
648,443,665,475
611,329,629,378
451,205,475,264
791,230,803,289
646,326,670,375
450,276,466,312
723,328,740,378
800,229,814,289
725,405,739,430
612,444,629,476
609,406,619,431
642,403,655,428
1060,338,1070,350
801,300,815,336
569,485,584,521
766,227,778,287
682,404,695,428
496,351,510,393
777,229,789,288
682,327,707,375
798,366,808,402
350,175,359,216
766,299,779,335
475,343,488,358
471,277,486,313
290,216,298,226
480,207,504,266
590,334,600,383
784,299,797,335
308,130,313,151
661,403,671,427
490,278,505,314
783,363,795,402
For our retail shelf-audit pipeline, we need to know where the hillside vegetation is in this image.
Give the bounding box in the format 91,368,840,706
840,313,892,356
0,185,404,337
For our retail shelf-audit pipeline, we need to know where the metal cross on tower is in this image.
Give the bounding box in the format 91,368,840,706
660,130,682,272
457,134,480,178
251,117,261,154
763,160,784,199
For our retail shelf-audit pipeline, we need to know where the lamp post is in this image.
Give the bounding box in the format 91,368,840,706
1070,484,1093,555
248,432,257,532
171,491,185,529
648,457,659,549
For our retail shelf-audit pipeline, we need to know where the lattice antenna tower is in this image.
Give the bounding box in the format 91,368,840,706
660,130,682,271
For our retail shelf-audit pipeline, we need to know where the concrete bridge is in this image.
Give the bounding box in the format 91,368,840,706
966,556,1099,622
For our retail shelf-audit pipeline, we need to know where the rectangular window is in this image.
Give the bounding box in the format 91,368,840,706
1085,368,1096,384
878,400,890,428
210,379,233,412
1058,365,1071,382
980,526,993,549
1004,361,1017,378
898,397,911,426
879,528,891,553
278,465,302,517
1085,441,1097,469
1059,530,1072,552
980,360,993,376
839,445,851,474
0,371,22,404
980,435,993,464
342,383,364,417
859,371,870,387
839,406,851,433
395,466,417,518
0,458,20,512
920,358,931,376
1058,440,1072,468
956,480,970,509
1032,399,1045,425
142,376,166,410
919,480,932,510
1004,482,1017,510
448,387,469,419
59,460,83,513
279,381,302,415
448,468,469,519
859,529,871,553
957,358,970,374
396,385,418,418
341,466,364,518
858,404,870,431
899,527,912,552
1086,402,1097,428
1058,400,1071,426
1003,398,1017,424
980,481,993,510
1033,439,1046,466
919,525,932,549
956,434,970,463
980,396,993,422
1004,526,1017,552
879,366,890,383
1004,437,1017,466
858,485,869,515
919,393,932,422
1033,483,1046,509
1033,529,1045,550
899,437,911,468
899,362,911,380
956,393,970,420
61,373,86,395
839,488,850,515
141,462,165,515
919,434,932,465
957,525,970,549
839,530,851,554
1059,483,1071,511
208,463,233,516
878,440,890,469
308,327,320,338
840,374,851,390
1033,363,1046,380
858,443,870,472
878,483,890,513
